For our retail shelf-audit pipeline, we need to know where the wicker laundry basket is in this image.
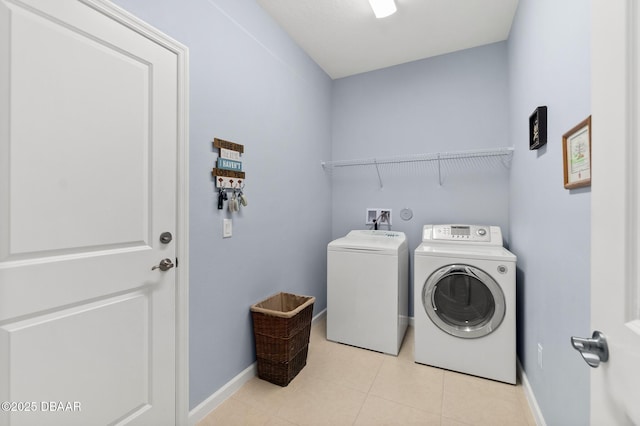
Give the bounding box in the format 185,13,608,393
251,292,315,386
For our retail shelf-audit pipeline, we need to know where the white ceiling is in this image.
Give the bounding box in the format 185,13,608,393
256,0,520,79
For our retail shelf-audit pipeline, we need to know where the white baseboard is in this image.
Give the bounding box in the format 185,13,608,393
312,308,327,324
518,359,546,426
188,307,328,425
188,362,257,426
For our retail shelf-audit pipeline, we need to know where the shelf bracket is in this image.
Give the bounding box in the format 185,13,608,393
500,153,513,168
374,159,384,190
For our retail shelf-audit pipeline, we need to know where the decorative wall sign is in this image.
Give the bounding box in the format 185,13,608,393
529,106,547,150
562,116,591,189
212,137,245,189
220,148,241,160
217,158,242,171
211,168,245,179
213,138,244,153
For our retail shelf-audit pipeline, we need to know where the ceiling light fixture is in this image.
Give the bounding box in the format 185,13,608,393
368,0,397,19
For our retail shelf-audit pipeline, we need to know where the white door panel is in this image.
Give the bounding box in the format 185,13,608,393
2,293,149,425
8,6,151,256
0,1,183,424
590,0,640,424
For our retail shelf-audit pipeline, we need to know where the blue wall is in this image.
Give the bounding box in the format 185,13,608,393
113,1,592,422
508,0,591,424
330,42,511,316
112,0,333,409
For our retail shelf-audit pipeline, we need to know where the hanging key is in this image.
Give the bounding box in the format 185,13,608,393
217,189,224,210
239,190,248,206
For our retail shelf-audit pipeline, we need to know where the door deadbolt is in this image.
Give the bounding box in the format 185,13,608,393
160,232,173,244
151,258,175,272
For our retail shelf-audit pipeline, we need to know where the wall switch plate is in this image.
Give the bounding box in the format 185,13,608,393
366,208,392,225
223,218,232,238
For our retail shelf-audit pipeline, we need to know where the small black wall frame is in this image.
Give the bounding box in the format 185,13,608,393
529,106,548,150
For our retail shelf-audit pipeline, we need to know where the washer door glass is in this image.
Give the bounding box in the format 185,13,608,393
423,264,505,338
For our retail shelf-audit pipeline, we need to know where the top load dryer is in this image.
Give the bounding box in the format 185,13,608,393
327,230,408,355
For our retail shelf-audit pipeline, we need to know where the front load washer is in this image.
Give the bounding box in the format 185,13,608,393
414,224,517,383
327,230,408,355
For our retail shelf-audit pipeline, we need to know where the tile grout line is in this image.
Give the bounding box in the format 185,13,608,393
202,317,534,425
350,353,387,425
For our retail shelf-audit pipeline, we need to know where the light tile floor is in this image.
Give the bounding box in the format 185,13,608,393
198,317,536,426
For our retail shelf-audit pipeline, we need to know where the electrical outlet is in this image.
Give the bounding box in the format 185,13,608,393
537,343,543,369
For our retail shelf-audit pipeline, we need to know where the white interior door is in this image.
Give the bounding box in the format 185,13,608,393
0,1,185,424
590,0,640,424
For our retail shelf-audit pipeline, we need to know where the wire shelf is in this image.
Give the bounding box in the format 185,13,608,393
321,147,514,187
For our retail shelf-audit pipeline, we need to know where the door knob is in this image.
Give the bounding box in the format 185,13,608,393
151,258,175,271
571,330,609,368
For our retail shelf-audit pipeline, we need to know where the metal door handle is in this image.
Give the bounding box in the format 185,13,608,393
571,330,609,368
151,258,175,271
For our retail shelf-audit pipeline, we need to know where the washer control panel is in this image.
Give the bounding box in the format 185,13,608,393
426,224,494,242
347,230,404,239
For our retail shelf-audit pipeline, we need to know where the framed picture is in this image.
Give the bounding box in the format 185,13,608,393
562,116,592,189
529,106,547,150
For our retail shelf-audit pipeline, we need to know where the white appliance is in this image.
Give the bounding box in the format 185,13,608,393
414,224,517,383
327,230,408,355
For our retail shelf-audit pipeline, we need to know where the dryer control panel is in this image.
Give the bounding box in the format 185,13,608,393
423,224,502,245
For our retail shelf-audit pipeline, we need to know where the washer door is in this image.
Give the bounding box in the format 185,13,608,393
422,264,505,338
